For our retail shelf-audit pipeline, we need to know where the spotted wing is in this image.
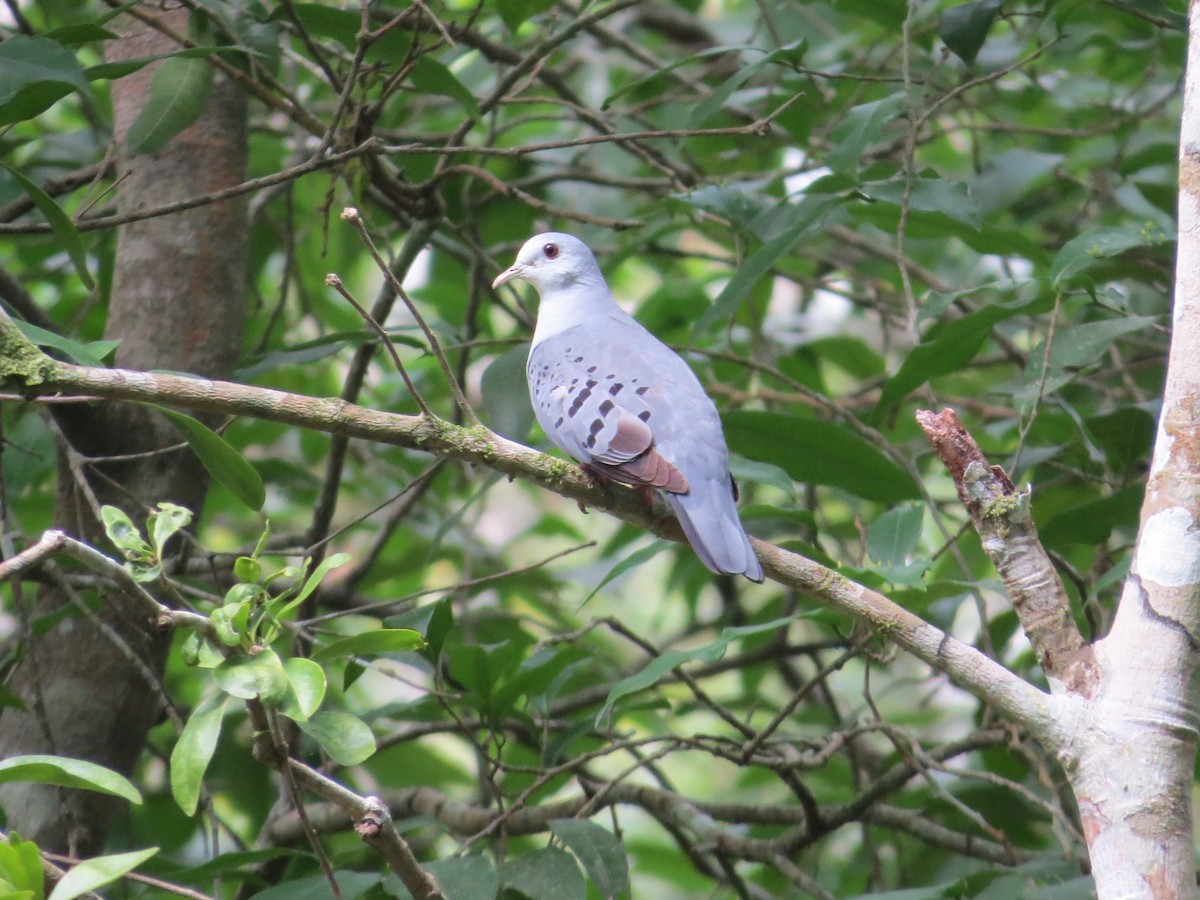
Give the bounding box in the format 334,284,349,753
527,332,687,492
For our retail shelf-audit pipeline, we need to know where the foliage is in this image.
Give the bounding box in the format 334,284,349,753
0,0,1185,897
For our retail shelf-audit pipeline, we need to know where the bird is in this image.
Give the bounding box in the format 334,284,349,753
493,232,764,583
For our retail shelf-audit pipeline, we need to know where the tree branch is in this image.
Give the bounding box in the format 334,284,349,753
0,312,1053,741
916,408,1097,696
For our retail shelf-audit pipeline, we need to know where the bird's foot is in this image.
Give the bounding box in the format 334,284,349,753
633,484,658,509
577,464,614,514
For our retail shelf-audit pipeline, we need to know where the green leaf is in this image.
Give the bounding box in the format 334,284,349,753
491,645,588,723
858,177,981,229
295,710,376,766
0,162,93,290
694,196,838,333
583,541,670,604
150,502,193,556
1020,315,1160,408
100,505,151,558
1086,406,1156,472
0,832,45,899
420,856,500,900
598,615,804,724
48,848,158,900
42,23,119,45
234,555,262,583
848,557,933,588
282,657,326,721
0,755,141,804
876,301,1034,411
604,44,758,110
10,320,117,367
729,456,797,502
1039,485,1143,550
972,149,1063,214
688,39,806,128
86,45,252,81
496,0,556,31
410,57,480,118
125,56,214,155
214,648,290,703
1051,223,1174,285
170,694,227,817
481,345,536,440
312,628,426,662
148,406,265,510
423,598,454,662
0,35,89,125
274,552,353,617
867,505,924,565
675,183,771,232
723,411,920,503
388,856,500,900
500,848,586,900
550,819,630,900
279,4,413,63
1102,0,1185,30
824,94,905,176
939,0,1004,65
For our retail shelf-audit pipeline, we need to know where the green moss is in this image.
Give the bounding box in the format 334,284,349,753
0,311,56,386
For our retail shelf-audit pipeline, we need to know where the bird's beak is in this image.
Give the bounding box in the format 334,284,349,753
492,262,526,289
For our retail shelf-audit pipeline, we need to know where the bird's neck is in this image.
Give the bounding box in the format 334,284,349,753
530,280,623,348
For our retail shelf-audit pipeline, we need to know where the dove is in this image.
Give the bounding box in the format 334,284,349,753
493,232,764,583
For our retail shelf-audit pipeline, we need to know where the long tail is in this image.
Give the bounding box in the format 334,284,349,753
667,480,763,582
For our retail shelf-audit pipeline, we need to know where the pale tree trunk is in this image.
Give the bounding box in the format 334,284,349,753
0,7,247,855
1067,4,1200,893
919,5,1200,894
918,6,1200,893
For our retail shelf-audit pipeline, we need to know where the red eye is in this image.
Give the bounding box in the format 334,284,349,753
543,243,559,259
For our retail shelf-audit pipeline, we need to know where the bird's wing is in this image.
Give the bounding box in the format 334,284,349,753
528,329,688,492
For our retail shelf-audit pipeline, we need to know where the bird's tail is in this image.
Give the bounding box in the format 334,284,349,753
667,481,763,582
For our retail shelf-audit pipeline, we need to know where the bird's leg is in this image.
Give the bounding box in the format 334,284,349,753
577,463,614,513
633,484,659,509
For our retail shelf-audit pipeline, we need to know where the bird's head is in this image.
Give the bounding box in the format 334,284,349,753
492,232,602,293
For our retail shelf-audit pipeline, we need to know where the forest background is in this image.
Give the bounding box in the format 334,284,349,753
0,1,1195,898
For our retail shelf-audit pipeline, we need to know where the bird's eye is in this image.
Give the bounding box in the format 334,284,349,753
542,243,559,259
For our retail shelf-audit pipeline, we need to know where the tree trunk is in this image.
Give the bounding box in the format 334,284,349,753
0,6,247,855
1055,5,1200,894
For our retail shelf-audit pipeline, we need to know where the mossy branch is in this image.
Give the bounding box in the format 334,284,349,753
0,310,60,385
0,307,1054,740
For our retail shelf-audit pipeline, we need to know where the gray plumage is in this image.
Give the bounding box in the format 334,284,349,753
493,232,764,583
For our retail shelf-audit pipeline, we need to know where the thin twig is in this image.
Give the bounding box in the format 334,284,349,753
325,273,431,416
0,143,382,236
341,207,477,423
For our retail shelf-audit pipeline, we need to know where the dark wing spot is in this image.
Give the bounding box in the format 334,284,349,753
574,356,584,363
638,411,651,422
730,474,740,502
588,418,604,437
568,386,592,417
587,365,598,374
635,386,650,396
609,383,623,395
555,417,563,428
598,399,614,416
586,379,597,389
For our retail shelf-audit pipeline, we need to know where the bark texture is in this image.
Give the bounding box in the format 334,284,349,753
0,6,247,855
1066,5,1200,895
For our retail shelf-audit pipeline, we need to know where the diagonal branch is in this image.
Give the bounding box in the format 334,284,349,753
916,408,1097,696
0,315,1053,741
